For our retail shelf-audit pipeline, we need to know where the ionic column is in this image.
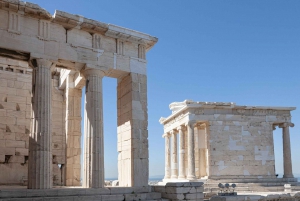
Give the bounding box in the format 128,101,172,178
82,68,105,188
198,123,207,178
171,130,178,179
28,58,53,189
194,125,199,179
279,122,294,178
178,126,186,179
187,121,196,180
163,133,171,179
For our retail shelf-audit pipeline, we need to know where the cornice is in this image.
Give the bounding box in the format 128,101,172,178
0,1,158,50
160,100,296,125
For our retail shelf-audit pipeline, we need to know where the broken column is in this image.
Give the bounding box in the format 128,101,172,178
82,68,105,188
28,58,53,189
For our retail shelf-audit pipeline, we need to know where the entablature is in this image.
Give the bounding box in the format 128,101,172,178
160,100,296,126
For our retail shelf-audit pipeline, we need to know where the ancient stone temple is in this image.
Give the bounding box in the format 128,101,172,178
159,100,297,184
0,0,157,189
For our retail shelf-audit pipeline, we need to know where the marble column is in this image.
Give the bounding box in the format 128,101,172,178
279,122,294,178
28,58,53,189
198,123,207,177
82,68,105,188
194,126,199,179
178,126,186,179
187,122,196,180
164,133,171,179
171,130,178,179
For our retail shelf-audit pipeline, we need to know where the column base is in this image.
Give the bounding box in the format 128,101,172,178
283,174,294,178
178,175,186,179
171,175,178,179
187,175,196,180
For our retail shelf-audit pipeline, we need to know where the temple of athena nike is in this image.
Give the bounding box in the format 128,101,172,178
159,100,297,184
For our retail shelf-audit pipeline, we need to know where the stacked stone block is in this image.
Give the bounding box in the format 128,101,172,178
154,182,204,201
207,111,279,179
117,73,148,187
0,57,67,185
0,57,31,185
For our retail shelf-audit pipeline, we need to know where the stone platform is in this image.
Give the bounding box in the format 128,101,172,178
0,186,163,201
210,192,300,201
204,178,300,199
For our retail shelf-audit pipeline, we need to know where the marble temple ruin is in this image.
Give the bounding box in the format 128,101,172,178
0,0,299,200
0,0,157,189
159,100,297,184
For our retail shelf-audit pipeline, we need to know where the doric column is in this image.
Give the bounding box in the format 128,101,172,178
163,133,171,179
187,121,196,180
28,58,53,189
82,68,105,188
279,122,294,178
178,126,186,179
171,130,178,179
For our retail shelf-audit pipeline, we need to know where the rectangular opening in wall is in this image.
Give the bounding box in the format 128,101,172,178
103,77,118,186
273,128,283,178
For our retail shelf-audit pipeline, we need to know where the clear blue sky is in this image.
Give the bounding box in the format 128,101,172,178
31,0,300,179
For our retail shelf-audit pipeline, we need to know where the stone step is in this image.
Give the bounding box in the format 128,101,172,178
0,187,163,201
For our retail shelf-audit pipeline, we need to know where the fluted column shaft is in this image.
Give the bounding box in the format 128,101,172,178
171,130,178,179
28,59,53,189
280,123,294,178
178,126,186,179
164,133,171,179
187,122,196,180
83,69,105,188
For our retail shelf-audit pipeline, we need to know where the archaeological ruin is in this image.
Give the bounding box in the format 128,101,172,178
0,0,299,201
0,0,157,190
159,100,297,184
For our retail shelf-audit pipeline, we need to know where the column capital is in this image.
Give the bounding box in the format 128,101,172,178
197,123,206,130
177,125,185,131
30,58,55,69
81,68,105,78
162,133,170,138
185,121,197,127
279,122,294,128
169,129,177,135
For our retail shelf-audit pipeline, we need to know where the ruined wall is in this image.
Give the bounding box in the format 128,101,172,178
0,57,66,185
206,109,291,179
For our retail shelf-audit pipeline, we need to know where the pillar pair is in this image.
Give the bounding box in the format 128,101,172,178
28,59,106,189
